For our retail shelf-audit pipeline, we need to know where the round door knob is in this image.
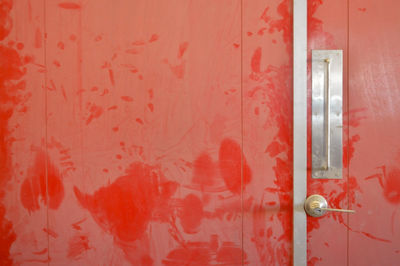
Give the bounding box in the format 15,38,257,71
304,194,355,217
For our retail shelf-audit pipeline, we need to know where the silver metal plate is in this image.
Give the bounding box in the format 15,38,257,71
312,50,343,179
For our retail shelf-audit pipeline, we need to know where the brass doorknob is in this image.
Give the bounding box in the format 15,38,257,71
304,194,355,217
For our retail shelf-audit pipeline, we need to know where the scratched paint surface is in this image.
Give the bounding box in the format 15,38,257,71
1,0,400,265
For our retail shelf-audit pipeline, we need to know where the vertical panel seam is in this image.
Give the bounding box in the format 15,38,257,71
42,0,50,265
240,0,244,264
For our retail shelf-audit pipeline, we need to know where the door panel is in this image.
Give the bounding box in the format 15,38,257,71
348,0,400,265
306,0,349,265
243,0,293,265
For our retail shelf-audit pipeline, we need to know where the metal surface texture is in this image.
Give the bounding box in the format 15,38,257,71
293,0,307,265
312,50,343,179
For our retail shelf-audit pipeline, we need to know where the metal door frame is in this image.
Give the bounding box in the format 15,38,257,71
293,0,307,265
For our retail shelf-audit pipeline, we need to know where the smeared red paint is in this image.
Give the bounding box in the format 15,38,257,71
86,104,103,125
149,34,159,43
108,69,115,86
43,227,59,238
53,60,61,67
169,62,185,79
20,152,64,212
307,0,335,48
257,27,267,36
74,162,178,242
192,153,216,187
366,165,400,204
147,103,154,112
163,235,246,265
250,47,262,73
71,218,86,231
219,138,252,194
58,2,81,9
33,248,48,255
0,1,12,40
260,7,271,23
57,41,64,50
383,168,400,204
248,1,294,264
16,42,24,50
360,231,391,243
265,140,286,157
121,96,133,102
0,4,28,259
177,42,189,59
68,235,90,259
141,255,154,266
358,7,367,12
136,118,144,125
179,194,203,234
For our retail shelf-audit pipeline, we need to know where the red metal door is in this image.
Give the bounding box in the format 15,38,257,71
307,0,400,265
0,0,399,265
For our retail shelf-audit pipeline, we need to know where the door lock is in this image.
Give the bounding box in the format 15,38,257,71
304,194,355,217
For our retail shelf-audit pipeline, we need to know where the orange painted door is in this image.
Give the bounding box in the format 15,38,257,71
0,0,399,265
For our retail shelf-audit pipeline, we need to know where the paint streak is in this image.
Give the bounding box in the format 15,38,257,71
43,227,59,238
178,194,203,234
149,34,159,43
108,69,115,86
177,42,189,59
74,162,178,242
86,104,103,125
360,232,391,243
58,2,81,9
162,235,247,265
147,103,154,112
71,218,86,231
121,96,133,102
219,138,252,194
33,248,48,255
250,47,262,73
67,235,91,259
20,153,64,212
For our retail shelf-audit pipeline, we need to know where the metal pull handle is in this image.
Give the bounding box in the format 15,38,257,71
305,194,355,217
323,58,331,170
312,50,343,179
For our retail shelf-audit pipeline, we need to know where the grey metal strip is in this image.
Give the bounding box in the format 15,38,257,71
293,0,307,265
